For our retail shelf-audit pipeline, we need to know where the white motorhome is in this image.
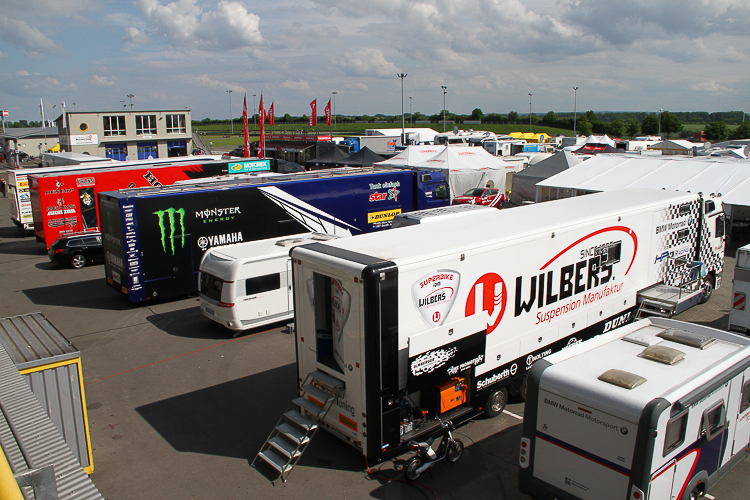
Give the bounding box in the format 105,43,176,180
198,233,340,332
729,243,750,334
434,130,497,146
280,188,725,464
519,317,750,500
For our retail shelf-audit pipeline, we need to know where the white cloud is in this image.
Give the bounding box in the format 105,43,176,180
0,15,60,57
125,27,152,44
691,81,732,93
137,0,263,51
345,82,369,92
334,48,400,77
281,80,311,90
0,50,7,58
91,74,116,86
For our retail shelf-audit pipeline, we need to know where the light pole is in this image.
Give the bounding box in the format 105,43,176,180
658,108,663,138
398,73,407,145
120,100,126,108
226,90,233,135
127,94,134,109
253,94,257,130
409,97,412,125
332,91,337,129
441,86,447,132
573,86,578,137
528,93,533,131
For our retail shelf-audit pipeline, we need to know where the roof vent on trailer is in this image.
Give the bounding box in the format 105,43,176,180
275,238,305,247
310,233,339,241
640,345,686,365
657,328,718,350
598,369,647,390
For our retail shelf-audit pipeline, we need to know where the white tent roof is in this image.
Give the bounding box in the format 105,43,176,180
375,145,446,167
538,154,750,206
414,146,514,172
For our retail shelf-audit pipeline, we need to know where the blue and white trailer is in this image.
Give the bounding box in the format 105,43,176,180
97,167,449,302
519,317,750,500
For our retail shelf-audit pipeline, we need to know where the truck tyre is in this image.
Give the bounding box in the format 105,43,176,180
700,276,714,304
485,387,509,418
405,457,424,481
71,254,87,269
447,439,464,463
517,376,529,402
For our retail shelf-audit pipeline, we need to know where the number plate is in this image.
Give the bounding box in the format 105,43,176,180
204,307,215,316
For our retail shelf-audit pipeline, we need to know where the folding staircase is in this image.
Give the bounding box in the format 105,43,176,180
252,370,344,483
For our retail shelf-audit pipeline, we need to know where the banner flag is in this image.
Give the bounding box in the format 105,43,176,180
269,102,274,126
259,93,265,158
243,93,249,157
309,99,317,127
325,99,331,127
40,97,45,125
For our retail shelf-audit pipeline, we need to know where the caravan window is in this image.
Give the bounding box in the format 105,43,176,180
701,400,727,441
741,380,750,413
245,273,281,296
663,409,688,456
200,273,223,302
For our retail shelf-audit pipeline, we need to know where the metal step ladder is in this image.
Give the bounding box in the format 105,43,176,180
635,298,676,319
252,370,344,483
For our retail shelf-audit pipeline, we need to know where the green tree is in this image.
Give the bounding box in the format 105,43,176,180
578,118,592,136
470,108,484,121
542,111,558,126
507,111,519,123
583,110,598,124
607,119,626,138
704,122,729,142
660,111,683,139
625,118,640,138
732,121,750,140
641,114,659,135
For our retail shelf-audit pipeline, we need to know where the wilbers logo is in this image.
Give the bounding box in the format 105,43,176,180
153,208,186,255
412,270,460,327
465,273,507,335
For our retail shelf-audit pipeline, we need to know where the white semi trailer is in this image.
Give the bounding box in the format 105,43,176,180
256,188,725,477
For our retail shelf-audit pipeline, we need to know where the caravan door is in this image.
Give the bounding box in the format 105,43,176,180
730,368,750,458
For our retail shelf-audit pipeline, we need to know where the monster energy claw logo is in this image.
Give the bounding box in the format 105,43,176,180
153,208,186,254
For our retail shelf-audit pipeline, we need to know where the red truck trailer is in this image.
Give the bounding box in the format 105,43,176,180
29,159,265,249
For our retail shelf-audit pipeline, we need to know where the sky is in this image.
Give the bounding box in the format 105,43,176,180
1,0,748,122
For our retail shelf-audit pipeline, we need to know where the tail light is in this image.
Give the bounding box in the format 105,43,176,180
408,443,418,450
216,301,234,308
51,248,64,254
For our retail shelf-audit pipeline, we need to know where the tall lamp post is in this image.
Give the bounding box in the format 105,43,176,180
528,93,533,131
226,90,233,135
441,86,447,132
398,73,407,145
658,108,663,138
127,94,134,109
409,97,412,125
331,91,337,129
573,86,579,137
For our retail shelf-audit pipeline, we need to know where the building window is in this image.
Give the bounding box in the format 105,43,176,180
105,143,127,161
137,142,158,160
135,115,157,135
103,116,126,136
167,140,187,157
165,114,186,134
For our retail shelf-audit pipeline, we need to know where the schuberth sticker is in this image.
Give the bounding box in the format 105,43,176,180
412,270,460,327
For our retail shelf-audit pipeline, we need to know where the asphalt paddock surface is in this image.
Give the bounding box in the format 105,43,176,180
1,183,749,499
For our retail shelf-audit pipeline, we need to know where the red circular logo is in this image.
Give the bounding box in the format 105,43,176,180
465,273,507,334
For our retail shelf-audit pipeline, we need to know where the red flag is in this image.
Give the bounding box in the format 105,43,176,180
258,94,265,158
325,99,331,127
269,102,274,126
309,99,317,127
243,93,249,157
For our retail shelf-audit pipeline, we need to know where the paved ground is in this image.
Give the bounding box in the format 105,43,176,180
1,173,749,499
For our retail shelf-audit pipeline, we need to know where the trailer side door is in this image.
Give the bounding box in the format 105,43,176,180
730,368,750,458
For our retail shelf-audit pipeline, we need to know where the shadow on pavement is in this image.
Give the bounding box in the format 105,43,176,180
135,363,364,474
0,235,47,255
22,278,131,311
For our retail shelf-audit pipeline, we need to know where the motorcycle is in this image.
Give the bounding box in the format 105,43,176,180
404,415,464,481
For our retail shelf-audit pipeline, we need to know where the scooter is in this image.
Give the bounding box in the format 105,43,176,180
404,415,464,481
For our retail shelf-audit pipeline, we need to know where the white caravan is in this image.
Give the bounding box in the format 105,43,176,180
519,317,750,500
729,242,750,334
285,188,725,463
198,233,340,332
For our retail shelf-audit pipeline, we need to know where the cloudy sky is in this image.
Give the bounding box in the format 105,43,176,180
1,0,748,122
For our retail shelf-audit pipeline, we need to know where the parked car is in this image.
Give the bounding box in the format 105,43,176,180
48,232,104,269
224,146,248,157
451,187,505,208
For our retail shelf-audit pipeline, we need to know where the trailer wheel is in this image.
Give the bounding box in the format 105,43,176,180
517,376,529,402
71,254,87,269
405,457,424,481
485,387,509,418
700,276,714,304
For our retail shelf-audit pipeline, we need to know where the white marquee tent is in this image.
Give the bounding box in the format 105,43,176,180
375,145,446,167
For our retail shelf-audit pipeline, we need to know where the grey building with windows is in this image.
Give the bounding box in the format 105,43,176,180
55,109,193,160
